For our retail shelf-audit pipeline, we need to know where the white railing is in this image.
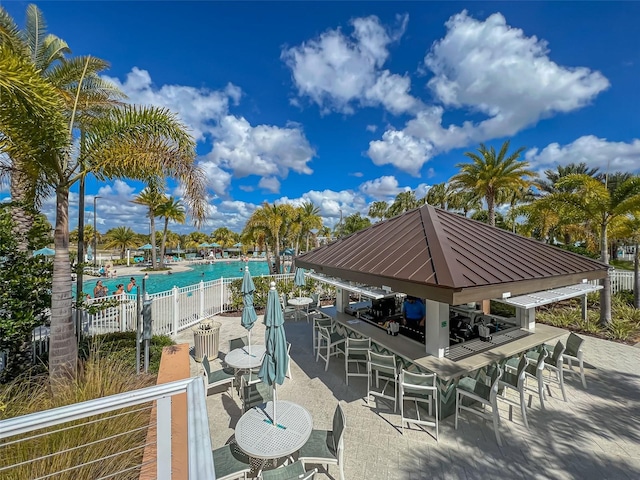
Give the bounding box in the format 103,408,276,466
0,377,215,480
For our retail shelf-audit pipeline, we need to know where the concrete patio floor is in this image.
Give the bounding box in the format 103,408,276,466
175,314,640,480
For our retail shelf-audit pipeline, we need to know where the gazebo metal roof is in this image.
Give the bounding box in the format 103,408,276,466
295,204,608,305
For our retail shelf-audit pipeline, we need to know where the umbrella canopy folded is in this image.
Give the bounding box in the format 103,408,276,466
33,247,55,257
258,281,289,426
241,266,258,350
294,266,306,297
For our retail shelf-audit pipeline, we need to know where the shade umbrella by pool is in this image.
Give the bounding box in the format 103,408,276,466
258,281,289,427
210,242,221,248
33,247,55,257
294,266,306,298
139,243,154,250
234,242,243,248
241,266,258,354
198,242,211,248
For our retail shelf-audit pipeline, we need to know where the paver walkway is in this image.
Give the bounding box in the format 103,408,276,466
175,315,640,480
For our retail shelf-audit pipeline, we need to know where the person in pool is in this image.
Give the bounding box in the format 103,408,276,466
126,277,136,292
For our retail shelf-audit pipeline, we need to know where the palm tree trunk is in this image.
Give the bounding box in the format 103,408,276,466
306,233,310,252
9,168,33,252
50,184,77,379
274,234,281,274
599,220,611,326
634,242,639,309
486,194,495,227
160,218,169,269
150,215,157,269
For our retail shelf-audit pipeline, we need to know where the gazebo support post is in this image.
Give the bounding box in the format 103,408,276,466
516,307,536,330
335,287,350,314
581,294,588,322
425,300,450,358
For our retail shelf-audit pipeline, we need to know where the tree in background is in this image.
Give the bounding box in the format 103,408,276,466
368,201,389,222
104,226,137,259
133,187,165,270
451,141,536,227
424,182,456,210
298,201,322,252
157,196,185,268
335,213,371,238
211,226,238,248
386,191,422,218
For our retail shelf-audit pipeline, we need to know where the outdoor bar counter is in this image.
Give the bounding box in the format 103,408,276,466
324,307,567,417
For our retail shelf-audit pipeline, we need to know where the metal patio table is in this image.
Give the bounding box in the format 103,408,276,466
288,297,313,321
225,345,267,371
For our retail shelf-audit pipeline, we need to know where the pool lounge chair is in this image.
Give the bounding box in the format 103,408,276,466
223,252,230,259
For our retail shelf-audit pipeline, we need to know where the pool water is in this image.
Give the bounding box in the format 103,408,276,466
82,261,270,296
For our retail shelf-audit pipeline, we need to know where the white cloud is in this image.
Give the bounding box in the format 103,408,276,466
359,175,407,199
366,124,378,133
105,68,316,195
258,176,281,194
282,14,420,115
526,136,640,174
367,10,610,174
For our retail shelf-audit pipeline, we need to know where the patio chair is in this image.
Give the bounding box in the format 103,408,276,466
201,356,235,397
306,293,321,320
508,348,548,410
212,444,252,480
564,332,587,388
527,341,567,402
399,370,438,440
312,315,333,357
498,355,530,429
260,461,317,480
240,376,273,412
367,351,398,412
455,365,503,446
223,252,230,259
316,324,346,372
342,337,371,385
280,294,297,321
229,336,249,351
298,404,346,480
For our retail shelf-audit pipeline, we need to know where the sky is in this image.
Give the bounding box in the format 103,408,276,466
2,1,639,235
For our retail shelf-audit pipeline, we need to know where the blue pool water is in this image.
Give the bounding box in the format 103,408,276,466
82,261,270,296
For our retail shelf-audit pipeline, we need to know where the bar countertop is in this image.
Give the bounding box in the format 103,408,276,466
326,308,567,381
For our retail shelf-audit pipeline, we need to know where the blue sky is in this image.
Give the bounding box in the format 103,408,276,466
3,1,639,235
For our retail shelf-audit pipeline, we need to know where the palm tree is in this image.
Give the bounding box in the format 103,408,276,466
1,5,71,252
104,226,137,259
335,213,371,237
386,191,422,218
538,162,602,194
617,212,640,308
157,196,185,268
424,182,456,210
211,226,237,248
368,201,389,222
450,141,537,227
548,173,640,325
244,203,290,273
133,187,166,269
298,201,322,252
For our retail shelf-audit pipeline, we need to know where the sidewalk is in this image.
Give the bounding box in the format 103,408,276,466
176,316,640,480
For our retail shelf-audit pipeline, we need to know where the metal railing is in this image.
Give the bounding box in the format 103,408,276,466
0,377,215,480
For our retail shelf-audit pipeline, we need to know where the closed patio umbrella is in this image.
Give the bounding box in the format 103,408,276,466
241,266,258,354
33,247,55,257
258,281,289,427
294,266,306,298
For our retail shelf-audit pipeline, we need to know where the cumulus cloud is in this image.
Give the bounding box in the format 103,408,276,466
366,124,378,133
105,68,316,197
526,136,640,174
282,14,420,115
258,176,281,194
359,175,407,199
363,11,609,174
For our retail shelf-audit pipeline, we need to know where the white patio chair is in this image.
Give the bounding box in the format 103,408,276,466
498,354,530,428
527,340,567,402
298,404,346,480
399,369,438,440
367,351,398,412
316,325,345,371
564,332,587,388
342,337,371,385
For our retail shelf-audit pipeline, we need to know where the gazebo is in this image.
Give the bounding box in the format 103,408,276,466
296,204,608,359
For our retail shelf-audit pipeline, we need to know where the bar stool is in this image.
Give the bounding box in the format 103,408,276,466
564,332,587,388
316,324,346,371
367,351,398,412
527,341,567,402
343,337,371,385
312,315,333,357
399,369,438,440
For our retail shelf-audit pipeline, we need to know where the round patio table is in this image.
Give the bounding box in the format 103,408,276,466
288,297,313,321
225,345,266,371
235,400,313,460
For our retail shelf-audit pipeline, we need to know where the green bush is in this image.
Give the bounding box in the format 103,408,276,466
79,332,175,374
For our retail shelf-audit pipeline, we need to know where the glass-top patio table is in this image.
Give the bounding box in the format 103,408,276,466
225,345,266,371
288,297,313,321
235,400,313,473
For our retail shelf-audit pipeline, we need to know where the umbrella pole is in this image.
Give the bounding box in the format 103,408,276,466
248,329,251,355
273,383,277,427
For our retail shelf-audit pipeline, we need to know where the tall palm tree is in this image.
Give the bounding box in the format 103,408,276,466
335,213,371,237
104,226,137,259
298,201,322,252
211,226,237,248
157,196,185,268
368,201,389,222
538,162,602,194
548,173,640,325
1,5,71,251
133,187,166,269
448,190,482,217
244,202,290,273
450,141,537,227
425,182,456,210
386,191,422,218
617,212,640,308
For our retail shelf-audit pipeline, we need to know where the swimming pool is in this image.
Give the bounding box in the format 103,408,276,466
82,261,270,296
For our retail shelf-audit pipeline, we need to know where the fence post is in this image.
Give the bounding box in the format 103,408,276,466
120,300,126,331
173,286,180,336
220,277,224,313
199,280,205,320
